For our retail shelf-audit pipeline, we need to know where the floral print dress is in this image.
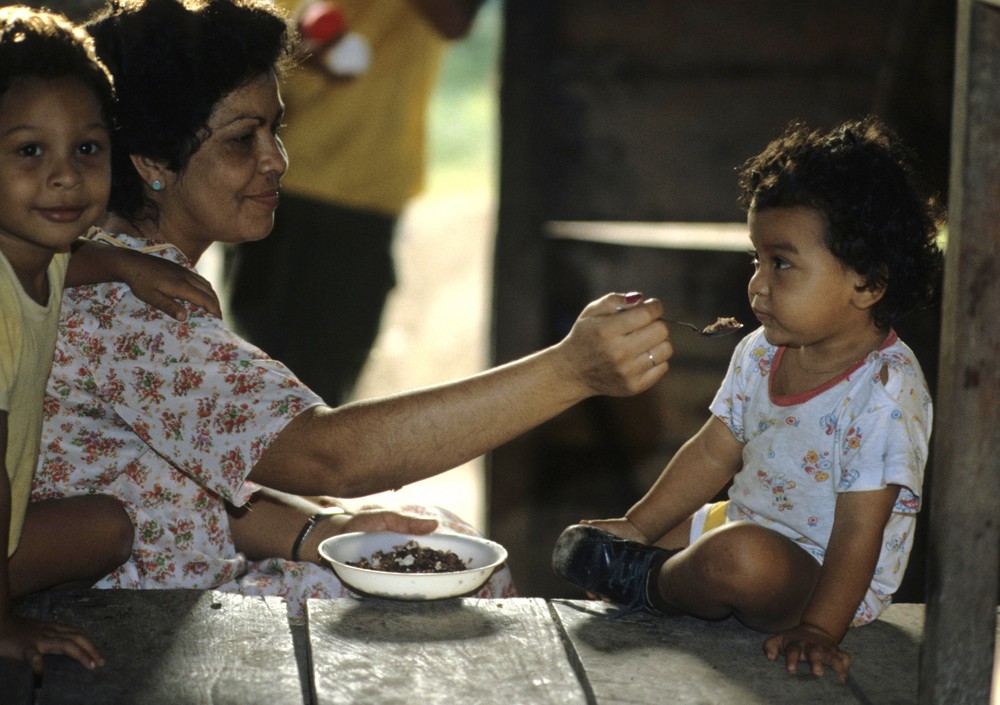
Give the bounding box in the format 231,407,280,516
32,230,514,615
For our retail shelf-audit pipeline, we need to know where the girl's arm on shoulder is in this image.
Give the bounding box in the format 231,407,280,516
763,485,900,682
65,240,221,321
625,415,743,544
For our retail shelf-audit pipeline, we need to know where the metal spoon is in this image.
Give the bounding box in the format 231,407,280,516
663,316,744,337
614,305,744,337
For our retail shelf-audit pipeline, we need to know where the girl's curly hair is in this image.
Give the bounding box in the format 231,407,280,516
0,5,115,125
85,0,296,225
737,117,945,329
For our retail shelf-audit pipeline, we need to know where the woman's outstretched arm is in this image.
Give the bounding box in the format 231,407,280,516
250,293,671,498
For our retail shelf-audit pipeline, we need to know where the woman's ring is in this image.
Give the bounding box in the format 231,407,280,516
648,351,656,367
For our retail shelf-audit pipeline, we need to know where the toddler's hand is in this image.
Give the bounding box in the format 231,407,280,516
763,622,851,683
581,517,649,544
0,613,105,674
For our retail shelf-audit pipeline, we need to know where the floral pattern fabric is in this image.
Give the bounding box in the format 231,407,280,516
32,230,514,615
709,327,931,625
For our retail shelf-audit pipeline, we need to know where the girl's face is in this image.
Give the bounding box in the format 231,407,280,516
747,206,877,351
152,72,287,261
0,76,110,263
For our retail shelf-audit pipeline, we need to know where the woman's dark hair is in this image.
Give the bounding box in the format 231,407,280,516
737,116,945,329
86,0,296,223
0,5,115,124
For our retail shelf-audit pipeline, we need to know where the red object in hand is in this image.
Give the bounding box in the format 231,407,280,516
300,1,347,44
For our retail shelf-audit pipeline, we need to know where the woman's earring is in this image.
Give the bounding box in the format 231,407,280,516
151,180,163,191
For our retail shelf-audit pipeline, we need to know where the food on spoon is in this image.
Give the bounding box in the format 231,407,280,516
348,540,471,573
701,316,743,335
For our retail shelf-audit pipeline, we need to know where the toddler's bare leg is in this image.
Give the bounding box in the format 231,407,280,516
9,495,134,598
653,521,821,632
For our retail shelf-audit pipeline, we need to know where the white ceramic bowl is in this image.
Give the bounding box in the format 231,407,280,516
319,531,508,601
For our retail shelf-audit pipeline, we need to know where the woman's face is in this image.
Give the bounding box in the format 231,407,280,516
155,73,287,260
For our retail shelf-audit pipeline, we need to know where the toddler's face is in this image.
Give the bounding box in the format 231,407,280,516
0,76,110,257
746,206,872,349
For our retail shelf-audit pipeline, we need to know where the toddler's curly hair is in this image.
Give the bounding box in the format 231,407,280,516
737,117,945,329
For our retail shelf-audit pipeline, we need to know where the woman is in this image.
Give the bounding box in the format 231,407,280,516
31,0,671,613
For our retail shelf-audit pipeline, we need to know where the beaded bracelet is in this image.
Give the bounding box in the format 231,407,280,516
291,506,348,562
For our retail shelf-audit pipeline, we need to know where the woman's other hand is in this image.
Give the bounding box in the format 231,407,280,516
298,507,439,564
335,507,439,536
229,490,438,564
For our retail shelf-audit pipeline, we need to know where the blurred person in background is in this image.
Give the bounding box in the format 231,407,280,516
224,0,486,405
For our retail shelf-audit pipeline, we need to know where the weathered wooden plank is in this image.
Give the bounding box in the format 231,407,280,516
35,589,302,705
3,589,54,704
0,657,35,705
556,0,898,69
546,221,748,251
490,0,559,595
551,600,968,705
287,620,312,705
307,597,587,705
919,1,1000,703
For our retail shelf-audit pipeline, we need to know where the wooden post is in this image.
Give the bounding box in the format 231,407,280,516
489,0,557,591
919,1,1000,702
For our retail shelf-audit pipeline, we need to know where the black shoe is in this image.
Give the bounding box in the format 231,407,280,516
552,524,669,614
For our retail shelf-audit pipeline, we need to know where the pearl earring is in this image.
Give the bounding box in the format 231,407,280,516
151,180,163,191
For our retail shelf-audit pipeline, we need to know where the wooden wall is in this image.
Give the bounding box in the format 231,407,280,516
919,2,1000,700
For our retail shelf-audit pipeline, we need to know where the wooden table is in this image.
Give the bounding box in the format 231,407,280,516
3,588,975,704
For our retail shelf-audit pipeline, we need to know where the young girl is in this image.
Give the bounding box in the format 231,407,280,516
553,117,944,683
0,6,219,673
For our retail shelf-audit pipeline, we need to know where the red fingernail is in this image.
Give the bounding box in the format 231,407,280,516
624,292,643,304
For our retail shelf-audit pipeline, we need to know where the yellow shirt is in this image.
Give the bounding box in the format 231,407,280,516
277,0,446,216
0,250,68,555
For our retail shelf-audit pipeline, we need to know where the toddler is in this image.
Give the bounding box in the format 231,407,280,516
553,116,944,683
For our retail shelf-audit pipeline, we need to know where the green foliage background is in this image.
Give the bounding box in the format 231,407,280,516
426,0,501,195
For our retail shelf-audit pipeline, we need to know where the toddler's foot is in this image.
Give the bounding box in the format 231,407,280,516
552,524,669,615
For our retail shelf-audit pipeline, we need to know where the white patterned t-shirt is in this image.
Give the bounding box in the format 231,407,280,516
710,327,931,625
